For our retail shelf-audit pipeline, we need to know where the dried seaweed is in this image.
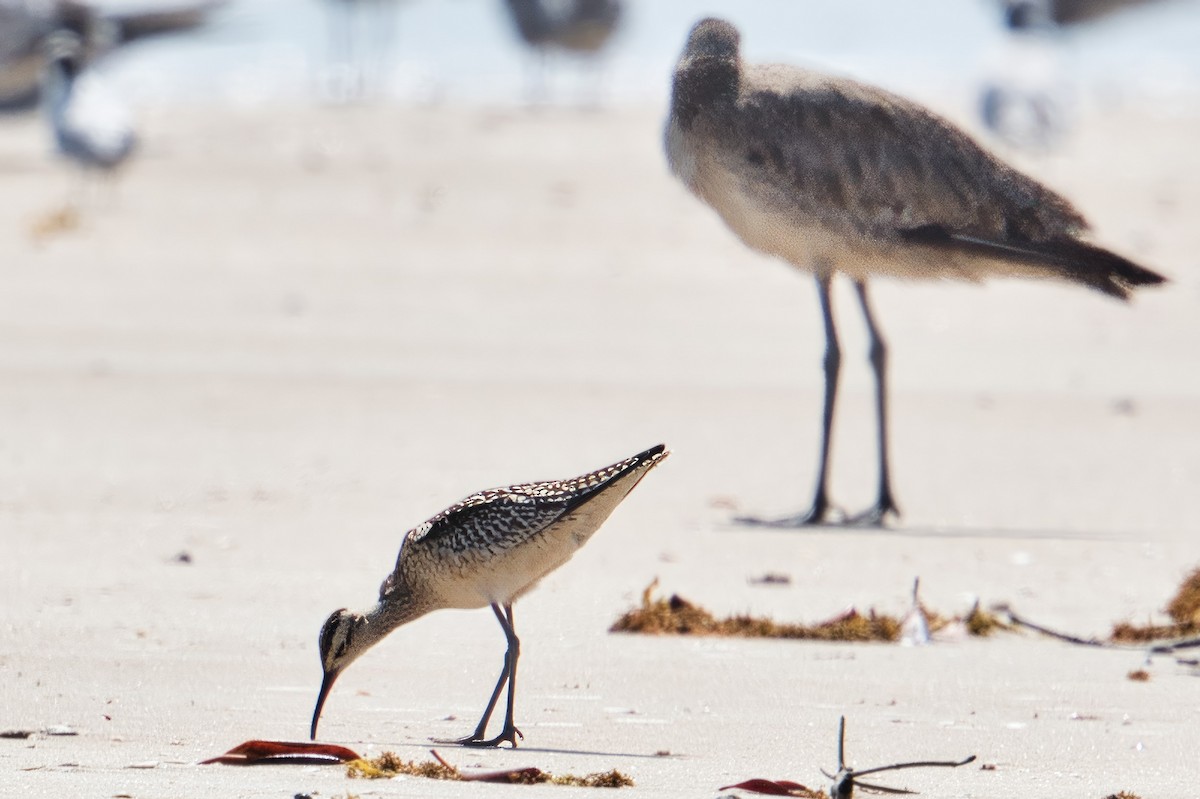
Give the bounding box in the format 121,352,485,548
347,750,632,787
1111,567,1200,643
611,581,997,643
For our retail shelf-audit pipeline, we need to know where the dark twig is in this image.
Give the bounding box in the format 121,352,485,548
822,717,975,799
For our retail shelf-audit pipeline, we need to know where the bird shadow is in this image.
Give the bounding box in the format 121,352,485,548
723,517,1129,543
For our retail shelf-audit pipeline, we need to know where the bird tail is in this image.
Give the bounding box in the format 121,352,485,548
900,225,1167,301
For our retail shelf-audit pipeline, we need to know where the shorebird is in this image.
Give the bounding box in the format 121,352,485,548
979,0,1069,152
321,0,402,102
42,30,136,188
310,443,668,747
665,18,1166,528
1,0,223,111
502,0,622,102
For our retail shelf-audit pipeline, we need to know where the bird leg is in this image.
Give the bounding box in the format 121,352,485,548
845,281,900,526
737,274,840,527
441,603,524,748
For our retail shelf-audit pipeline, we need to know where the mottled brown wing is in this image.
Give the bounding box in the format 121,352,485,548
726,74,1087,243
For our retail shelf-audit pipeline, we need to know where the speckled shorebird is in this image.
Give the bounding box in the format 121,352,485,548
665,17,1165,528
310,443,668,747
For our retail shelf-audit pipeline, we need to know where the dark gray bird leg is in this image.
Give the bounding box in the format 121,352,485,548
447,602,523,748
738,273,839,526
847,281,900,526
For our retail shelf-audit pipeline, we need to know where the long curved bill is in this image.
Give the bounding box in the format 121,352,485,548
310,668,340,740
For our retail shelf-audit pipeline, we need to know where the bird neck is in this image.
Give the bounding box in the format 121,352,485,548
43,61,73,121
358,590,435,646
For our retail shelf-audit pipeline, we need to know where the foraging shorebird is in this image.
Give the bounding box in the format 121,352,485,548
665,18,1166,528
310,443,668,747
42,30,136,178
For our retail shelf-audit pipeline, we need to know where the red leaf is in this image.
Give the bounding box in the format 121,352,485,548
200,740,361,765
718,778,812,795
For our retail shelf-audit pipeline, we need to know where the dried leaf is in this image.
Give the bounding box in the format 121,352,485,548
718,778,823,797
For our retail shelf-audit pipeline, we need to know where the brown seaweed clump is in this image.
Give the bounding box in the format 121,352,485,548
610,581,901,642
1111,566,1200,643
347,751,457,781
347,751,632,787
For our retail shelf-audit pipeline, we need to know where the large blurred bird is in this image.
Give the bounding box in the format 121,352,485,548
1,0,223,111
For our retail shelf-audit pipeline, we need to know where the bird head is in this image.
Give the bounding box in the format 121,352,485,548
42,31,85,75
310,607,368,740
682,18,740,63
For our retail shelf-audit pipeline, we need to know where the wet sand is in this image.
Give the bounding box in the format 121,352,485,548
1,99,1198,797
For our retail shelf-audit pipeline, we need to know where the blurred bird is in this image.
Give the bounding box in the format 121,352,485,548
502,0,622,103
979,1,1069,152
980,0,1171,151
665,18,1166,527
1,0,224,111
321,0,402,102
42,31,136,191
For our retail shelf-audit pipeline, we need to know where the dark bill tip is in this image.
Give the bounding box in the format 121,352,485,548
310,669,339,741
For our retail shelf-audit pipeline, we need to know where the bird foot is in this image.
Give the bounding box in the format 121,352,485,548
437,725,524,749
844,497,900,528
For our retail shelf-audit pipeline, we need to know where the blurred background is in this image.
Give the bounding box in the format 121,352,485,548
5,0,1200,111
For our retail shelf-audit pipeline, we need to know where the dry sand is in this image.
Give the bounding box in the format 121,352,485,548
1,97,1199,798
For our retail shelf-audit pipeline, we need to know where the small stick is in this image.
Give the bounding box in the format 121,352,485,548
823,717,975,799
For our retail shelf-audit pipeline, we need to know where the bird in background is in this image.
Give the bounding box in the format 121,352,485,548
310,444,668,747
41,29,136,195
665,18,1165,528
979,0,1072,152
320,0,402,103
502,0,622,104
0,0,224,112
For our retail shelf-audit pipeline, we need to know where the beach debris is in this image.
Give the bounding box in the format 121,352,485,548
347,749,633,787
0,729,36,739
822,717,975,799
1103,793,1142,799
900,579,930,646
721,717,974,798
29,206,81,243
1127,669,1151,682
171,551,193,564
44,725,77,736
200,740,361,766
749,573,792,586
718,778,824,797
995,567,1200,657
612,580,1002,643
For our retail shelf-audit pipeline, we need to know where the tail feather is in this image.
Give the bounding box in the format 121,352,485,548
900,225,1167,301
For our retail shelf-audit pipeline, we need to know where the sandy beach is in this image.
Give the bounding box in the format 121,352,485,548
2,92,1199,798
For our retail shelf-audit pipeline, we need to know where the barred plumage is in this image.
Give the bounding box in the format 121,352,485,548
311,444,668,747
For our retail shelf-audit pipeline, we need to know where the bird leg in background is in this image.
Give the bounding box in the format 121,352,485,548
738,274,840,527
847,281,900,526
